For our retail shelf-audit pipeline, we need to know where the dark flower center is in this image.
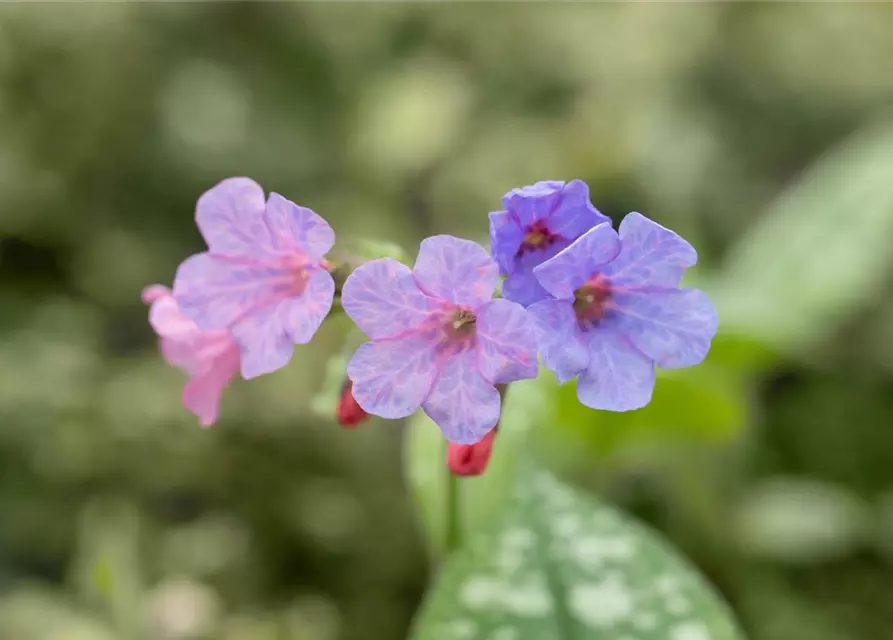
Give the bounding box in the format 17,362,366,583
517,221,559,257
449,308,477,337
573,275,611,326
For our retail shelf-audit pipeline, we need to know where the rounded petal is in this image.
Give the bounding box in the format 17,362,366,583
423,349,501,445
610,288,718,369
149,293,199,341
475,299,538,384
533,223,621,300
488,210,524,275
160,330,232,376
601,212,698,290
527,299,589,384
576,327,655,411
280,267,334,344
182,345,240,426
159,336,201,373
413,235,498,306
546,179,611,239
347,332,439,419
501,271,551,308
195,177,272,257
342,258,442,340
173,253,300,331
230,301,294,379
264,193,335,262
142,284,171,304
501,180,566,226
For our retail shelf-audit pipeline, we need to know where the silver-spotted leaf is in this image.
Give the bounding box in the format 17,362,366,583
412,469,744,640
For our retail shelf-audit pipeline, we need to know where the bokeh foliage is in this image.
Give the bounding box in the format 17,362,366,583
3,3,893,639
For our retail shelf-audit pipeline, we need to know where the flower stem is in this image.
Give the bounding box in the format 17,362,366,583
444,444,461,555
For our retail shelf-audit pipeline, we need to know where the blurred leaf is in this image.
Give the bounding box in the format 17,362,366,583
405,374,554,557
711,119,893,352
551,363,748,456
705,331,778,377
735,478,870,564
353,238,411,263
310,324,367,421
70,499,145,639
412,469,743,639
0,586,116,640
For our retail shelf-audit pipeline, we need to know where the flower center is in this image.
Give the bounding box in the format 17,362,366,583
517,221,559,256
573,274,611,326
449,308,477,338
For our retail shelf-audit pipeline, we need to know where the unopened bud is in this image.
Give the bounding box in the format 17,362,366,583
447,427,497,476
336,380,368,428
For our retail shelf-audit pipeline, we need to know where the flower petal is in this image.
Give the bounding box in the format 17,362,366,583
142,284,171,304
342,258,442,340
182,345,240,426
160,330,230,376
423,349,501,445
527,299,589,384
546,179,611,238
500,180,566,226
413,235,498,306
533,222,621,299
149,293,199,341
173,253,299,331
159,336,200,373
501,271,551,308
280,267,334,344
488,210,524,275
195,177,272,257
610,288,718,369
576,326,655,411
230,300,294,379
347,332,439,419
264,193,335,262
475,299,538,384
601,212,697,290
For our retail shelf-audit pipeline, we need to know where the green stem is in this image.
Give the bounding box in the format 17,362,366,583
444,446,461,555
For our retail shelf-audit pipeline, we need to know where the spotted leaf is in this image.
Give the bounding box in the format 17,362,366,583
411,469,743,640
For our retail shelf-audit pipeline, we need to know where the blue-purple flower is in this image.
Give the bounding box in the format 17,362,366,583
173,177,336,379
341,235,538,444
528,212,718,411
489,180,610,307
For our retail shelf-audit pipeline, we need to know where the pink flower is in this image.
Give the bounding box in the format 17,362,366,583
172,177,336,379
142,284,240,427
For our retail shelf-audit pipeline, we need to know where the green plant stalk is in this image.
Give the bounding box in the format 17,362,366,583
444,442,461,555
442,384,510,557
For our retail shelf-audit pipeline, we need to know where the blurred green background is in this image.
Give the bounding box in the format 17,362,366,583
3,3,893,639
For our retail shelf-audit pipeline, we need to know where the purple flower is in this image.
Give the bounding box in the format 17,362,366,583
173,177,335,379
143,285,240,426
489,180,610,307
528,213,718,411
341,235,538,444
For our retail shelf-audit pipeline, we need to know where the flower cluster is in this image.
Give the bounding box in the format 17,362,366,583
146,177,717,468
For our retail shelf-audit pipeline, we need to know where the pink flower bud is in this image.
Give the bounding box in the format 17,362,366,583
336,380,369,428
447,427,497,476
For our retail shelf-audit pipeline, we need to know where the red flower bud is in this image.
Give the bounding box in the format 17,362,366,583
336,380,368,428
447,427,497,476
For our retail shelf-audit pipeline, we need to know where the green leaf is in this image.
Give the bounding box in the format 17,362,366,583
353,238,411,263
405,375,556,556
710,119,893,352
549,361,748,457
309,323,368,420
412,469,744,640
